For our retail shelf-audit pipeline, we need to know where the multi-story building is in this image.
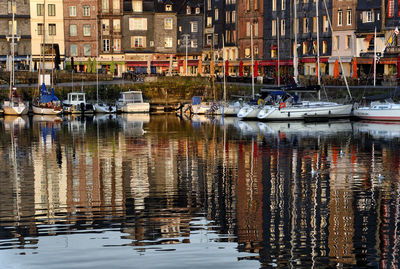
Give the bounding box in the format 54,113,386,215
177,0,203,75
223,0,238,75
355,0,384,77
98,0,124,76
382,0,400,78
63,0,98,72
30,0,65,72
0,0,31,71
263,0,293,81
329,0,357,77
238,0,263,76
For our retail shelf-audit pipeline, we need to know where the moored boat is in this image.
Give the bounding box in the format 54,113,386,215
353,101,400,121
2,87,29,116
116,91,150,113
63,92,94,114
32,84,62,115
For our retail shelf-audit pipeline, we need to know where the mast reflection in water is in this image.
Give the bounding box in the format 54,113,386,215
0,115,399,268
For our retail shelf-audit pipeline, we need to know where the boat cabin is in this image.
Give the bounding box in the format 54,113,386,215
66,92,86,105
119,91,144,104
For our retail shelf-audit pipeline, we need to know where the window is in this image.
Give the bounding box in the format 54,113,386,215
254,22,258,37
232,11,236,22
165,4,172,11
388,0,394,18
114,39,121,51
254,0,258,10
37,23,43,35
113,0,120,12
322,40,327,54
303,42,308,55
84,44,91,56
164,18,173,30
191,21,198,33
102,20,110,34
129,18,147,30
186,5,191,14
347,9,352,25
207,17,212,27
48,4,55,16
280,20,285,36
37,4,44,16
83,6,90,16
191,39,198,48
70,45,78,56
281,0,285,10
49,24,56,35
363,11,373,23
131,36,146,47
303,18,309,33
132,1,142,12
246,21,251,36
338,10,343,26
83,24,91,36
8,20,16,35
69,6,76,16
272,0,276,11
165,37,173,48
195,7,200,14
323,15,328,32
294,18,299,34
7,0,15,14
113,19,121,32
245,48,250,58
272,20,276,36
346,35,351,49
208,0,211,10
102,0,109,12
313,17,317,32
335,36,340,50
215,9,219,21
70,25,77,36
226,11,230,23
103,39,110,51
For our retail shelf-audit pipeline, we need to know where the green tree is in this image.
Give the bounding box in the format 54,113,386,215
92,58,97,74
110,61,116,75
87,58,92,73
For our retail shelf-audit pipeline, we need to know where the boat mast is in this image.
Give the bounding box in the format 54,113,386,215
223,34,226,104
251,23,254,99
41,0,46,87
277,17,280,86
293,0,298,84
316,0,321,100
10,0,15,95
96,10,99,104
374,27,376,86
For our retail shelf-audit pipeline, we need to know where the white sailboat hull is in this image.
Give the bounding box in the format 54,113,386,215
213,102,242,116
3,102,29,116
191,103,213,114
353,106,400,121
258,104,353,120
32,105,62,115
237,105,261,119
94,103,117,113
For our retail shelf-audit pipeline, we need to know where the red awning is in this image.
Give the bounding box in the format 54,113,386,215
178,59,199,66
151,60,170,67
259,59,293,66
301,57,329,63
127,61,147,67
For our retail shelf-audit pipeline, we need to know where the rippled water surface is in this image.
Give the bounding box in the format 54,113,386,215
0,114,400,268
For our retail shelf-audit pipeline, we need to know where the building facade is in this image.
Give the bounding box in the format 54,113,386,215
98,0,123,76
0,0,31,71
63,0,98,72
30,0,65,71
329,0,358,77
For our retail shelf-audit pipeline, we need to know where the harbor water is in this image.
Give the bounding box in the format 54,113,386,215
0,114,399,268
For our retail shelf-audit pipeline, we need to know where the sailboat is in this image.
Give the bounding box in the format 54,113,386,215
32,83,62,115
2,0,28,116
256,0,353,121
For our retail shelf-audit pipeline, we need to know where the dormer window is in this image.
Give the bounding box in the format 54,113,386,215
186,6,191,14
165,4,172,11
195,7,200,14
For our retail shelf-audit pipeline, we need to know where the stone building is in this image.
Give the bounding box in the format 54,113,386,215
98,0,124,76
329,0,358,77
63,0,98,72
0,0,31,71
30,0,65,72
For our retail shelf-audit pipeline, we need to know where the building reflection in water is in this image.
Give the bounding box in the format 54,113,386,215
0,116,399,267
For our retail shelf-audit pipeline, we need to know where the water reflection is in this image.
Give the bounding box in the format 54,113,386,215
0,115,399,268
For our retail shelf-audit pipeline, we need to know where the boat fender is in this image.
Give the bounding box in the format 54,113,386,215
257,99,264,105
279,102,286,109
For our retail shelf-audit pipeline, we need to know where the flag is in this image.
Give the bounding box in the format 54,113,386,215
388,35,393,44
395,27,399,35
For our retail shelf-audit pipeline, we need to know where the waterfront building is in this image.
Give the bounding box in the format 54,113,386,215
355,0,385,78
63,0,98,73
382,0,400,80
329,0,357,78
238,0,263,76
98,0,124,77
263,0,292,82
177,0,203,76
30,0,65,71
0,0,31,71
